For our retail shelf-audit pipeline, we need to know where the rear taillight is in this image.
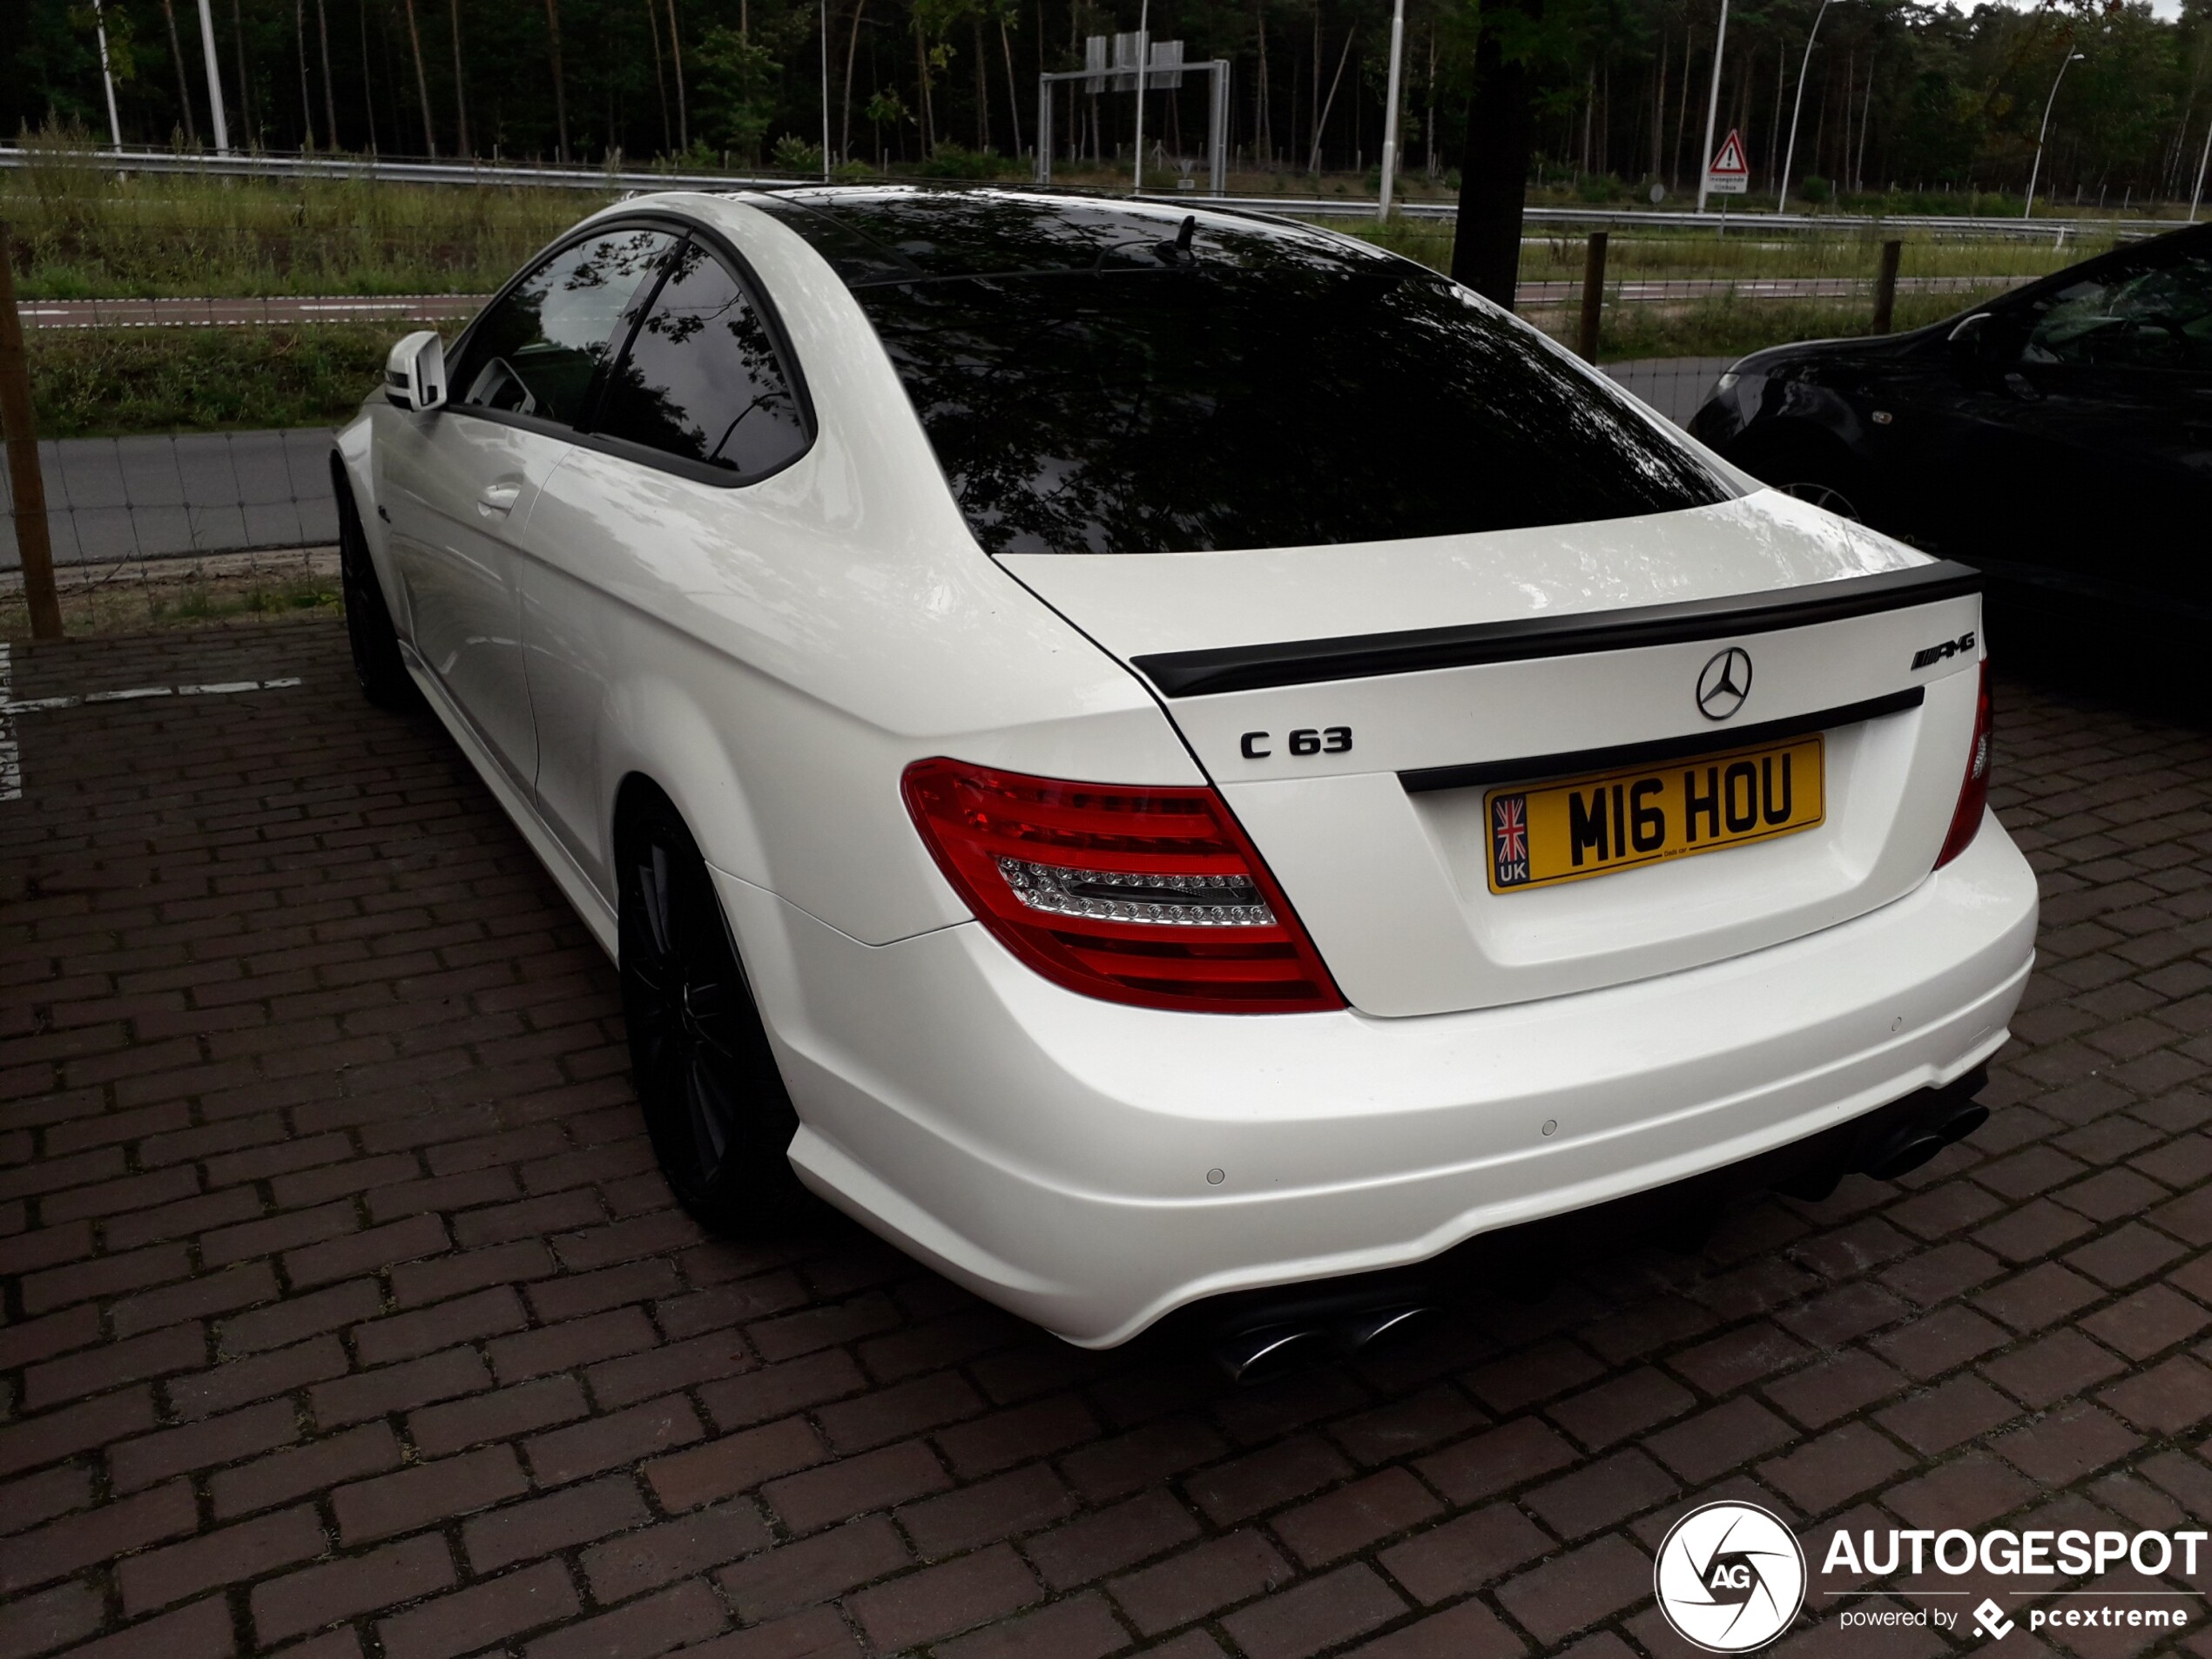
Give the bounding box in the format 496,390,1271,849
1934,662,1993,870
900,758,1344,1014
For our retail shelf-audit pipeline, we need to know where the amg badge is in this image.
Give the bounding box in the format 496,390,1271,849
1911,631,1976,671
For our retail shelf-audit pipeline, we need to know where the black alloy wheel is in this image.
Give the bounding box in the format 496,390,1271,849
1780,479,1866,522
618,795,805,1236
335,477,419,709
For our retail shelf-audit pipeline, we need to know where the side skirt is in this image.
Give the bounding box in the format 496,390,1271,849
399,644,620,961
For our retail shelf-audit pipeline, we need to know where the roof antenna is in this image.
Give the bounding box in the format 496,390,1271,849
1154,214,1198,266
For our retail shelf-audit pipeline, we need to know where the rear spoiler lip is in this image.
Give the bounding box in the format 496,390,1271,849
1130,558,1982,699
1399,685,1926,796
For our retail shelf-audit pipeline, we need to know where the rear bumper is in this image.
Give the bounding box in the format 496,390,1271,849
722,811,2036,1347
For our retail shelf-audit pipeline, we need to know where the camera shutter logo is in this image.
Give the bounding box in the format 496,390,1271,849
1653,1501,1807,1652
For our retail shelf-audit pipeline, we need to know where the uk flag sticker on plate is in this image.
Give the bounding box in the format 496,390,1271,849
1492,794,1532,888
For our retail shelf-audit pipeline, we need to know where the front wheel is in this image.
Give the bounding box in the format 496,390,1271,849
335,476,418,709
1778,477,1866,522
618,794,806,1236
1745,441,1877,525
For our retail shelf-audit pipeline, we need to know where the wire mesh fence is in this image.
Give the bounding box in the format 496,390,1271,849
0,285,474,638
0,200,2157,640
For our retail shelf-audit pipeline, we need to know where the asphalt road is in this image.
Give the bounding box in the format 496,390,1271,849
0,359,1731,571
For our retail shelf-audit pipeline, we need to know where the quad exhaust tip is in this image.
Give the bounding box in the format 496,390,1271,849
1213,1304,1443,1384
1863,1102,1990,1182
1786,1098,1992,1200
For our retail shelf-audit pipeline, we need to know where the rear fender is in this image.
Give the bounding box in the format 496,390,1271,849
599,665,776,919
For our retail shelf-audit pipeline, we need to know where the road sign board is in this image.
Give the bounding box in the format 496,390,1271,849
1706,129,1750,195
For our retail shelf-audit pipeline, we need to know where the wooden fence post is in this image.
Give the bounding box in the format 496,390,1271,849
1871,239,1903,337
0,224,63,641
1578,231,1609,362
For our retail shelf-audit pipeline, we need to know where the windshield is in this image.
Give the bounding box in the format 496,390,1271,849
754,191,1740,556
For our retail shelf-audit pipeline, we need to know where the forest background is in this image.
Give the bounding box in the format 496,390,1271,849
3,0,2209,211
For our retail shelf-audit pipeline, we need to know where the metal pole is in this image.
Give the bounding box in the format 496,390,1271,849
196,0,233,152
2024,52,2081,220
1037,76,1052,184
1695,0,1730,214
2192,115,2211,223
0,227,62,641
1777,0,1834,216
1377,0,1406,219
1577,231,1608,360
1131,0,1150,194
820,0,832,177
91,0,125,151
1870,238,1900,334
1211,61,1229,193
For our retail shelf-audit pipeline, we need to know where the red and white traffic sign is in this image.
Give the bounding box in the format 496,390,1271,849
1706,129,1750,195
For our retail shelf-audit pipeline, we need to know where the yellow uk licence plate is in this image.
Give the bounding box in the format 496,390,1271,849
1484,736,1824,894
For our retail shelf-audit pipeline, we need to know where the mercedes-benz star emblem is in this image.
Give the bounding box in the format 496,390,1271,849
1696,647,1754,721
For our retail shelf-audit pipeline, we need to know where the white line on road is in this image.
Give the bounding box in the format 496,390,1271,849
0,644,17,802
1,676,302,716
0,673,303,802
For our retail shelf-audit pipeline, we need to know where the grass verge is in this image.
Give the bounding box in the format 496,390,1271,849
7,142,600,300
0,552,341,641
1549,288,2012,361
30,325,394,438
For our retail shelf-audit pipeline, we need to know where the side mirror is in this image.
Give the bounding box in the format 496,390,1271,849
384,330,448,413
1946,311,2019,368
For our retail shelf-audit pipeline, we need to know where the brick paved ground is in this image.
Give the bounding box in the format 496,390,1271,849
3,617,2210,1659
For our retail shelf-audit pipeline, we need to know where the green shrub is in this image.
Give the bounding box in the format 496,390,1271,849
772,135,826,174
918,142,1019,179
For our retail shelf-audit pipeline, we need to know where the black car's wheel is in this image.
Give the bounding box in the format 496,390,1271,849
1734,430,1877,526
1778,478,1866,522
618,793,806,1236
335,475,419,709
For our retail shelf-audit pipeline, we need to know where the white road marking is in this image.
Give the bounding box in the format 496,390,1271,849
0,644,17,802
0,673,302,800
0,676,301,717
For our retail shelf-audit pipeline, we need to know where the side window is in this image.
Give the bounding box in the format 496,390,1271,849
591,240,810,478
450,227,678,428
2025,246,2212,371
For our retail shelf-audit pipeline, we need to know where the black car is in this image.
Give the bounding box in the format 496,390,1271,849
1689,221,2212,612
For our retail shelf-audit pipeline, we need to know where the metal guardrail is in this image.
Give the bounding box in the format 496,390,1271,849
0,145,2170,242
0,145,796,195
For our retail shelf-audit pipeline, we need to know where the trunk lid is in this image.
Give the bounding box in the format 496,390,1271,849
997,490,1986,1017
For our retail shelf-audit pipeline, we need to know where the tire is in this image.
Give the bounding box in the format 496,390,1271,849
1777,477,1866,522
335,474,419,709
1733,431,1874,524
618,792,806,1236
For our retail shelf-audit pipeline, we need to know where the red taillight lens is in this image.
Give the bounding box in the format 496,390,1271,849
1935,662,1993,870
900,758,1345,1014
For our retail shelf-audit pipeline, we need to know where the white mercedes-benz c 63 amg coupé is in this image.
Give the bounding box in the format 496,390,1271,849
334,187,2037,1362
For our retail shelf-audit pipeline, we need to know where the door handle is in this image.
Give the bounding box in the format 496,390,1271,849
476,481,523,517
